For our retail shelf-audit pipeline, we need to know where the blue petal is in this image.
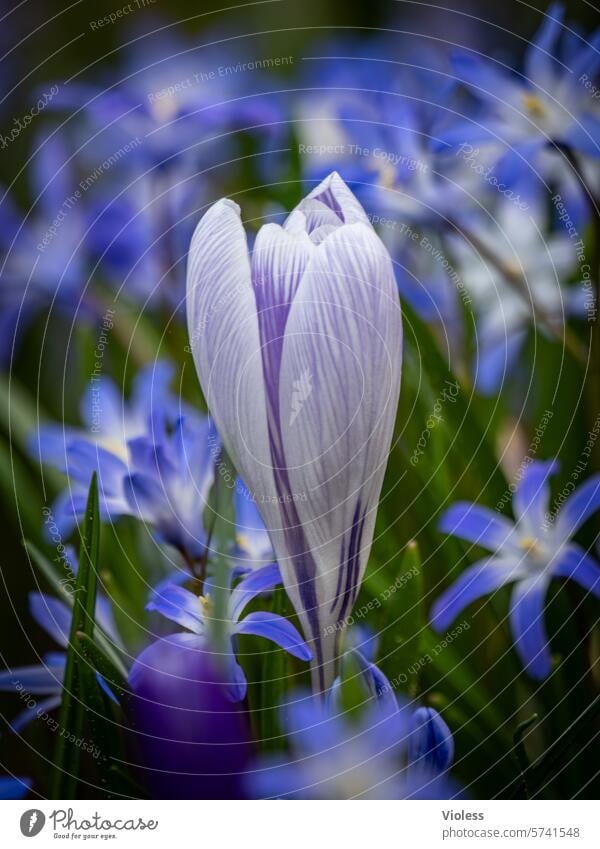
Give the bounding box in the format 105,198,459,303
28,423,81,470
229,563,282,622
562,114,600,158
525,3,564,89
66,440,128,496
236,611,312,661
430,557,519,632
451,51,524,107
0,776,32,799
474,329,528,396
0,662,64,695
409,706,454,775
234,478,273,564
552,544,600,598
513,460,558,534
96,672,120,705
123,471,166,522
79,376,122,432
555,474,600,539
146,585,204,635
509,576,553,680
29,593,71,648
439,503,515,551
11,695,62,733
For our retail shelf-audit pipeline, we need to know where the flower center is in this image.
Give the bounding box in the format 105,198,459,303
519,535,545,560
522,93,547,120
199,594,212,617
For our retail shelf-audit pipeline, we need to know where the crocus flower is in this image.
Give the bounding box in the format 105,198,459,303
146,563,311,701
432,460,600,679
128,637,251,799
0,587,122,730
186,172,402,691
248,691,457,800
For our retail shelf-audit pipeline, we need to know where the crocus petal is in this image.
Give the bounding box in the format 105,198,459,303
509,576,553,680
439,503,516,551
229,563,283,622
430,557,520,632
409,707,454,775
236,611,312,661
298,171,371,228
278,219,401,687
29,593,71,648
513,460,558,534
146,585,205,635
552,544,600,598
555,474,600,540
186,198,277,533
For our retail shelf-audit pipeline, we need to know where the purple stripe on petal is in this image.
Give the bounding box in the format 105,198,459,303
279,219,402,688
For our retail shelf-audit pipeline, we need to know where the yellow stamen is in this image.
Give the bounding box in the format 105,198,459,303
199,594,212,617
520,536,542,556
522,93,546,119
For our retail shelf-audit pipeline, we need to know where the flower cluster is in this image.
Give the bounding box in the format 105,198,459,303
1,3,598,802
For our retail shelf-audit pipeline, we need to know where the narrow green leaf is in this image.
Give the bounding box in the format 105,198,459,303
51,474,100,798
75,632,128,699
24,539,128,679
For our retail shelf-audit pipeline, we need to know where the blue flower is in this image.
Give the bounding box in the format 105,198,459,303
432,460,600,679
232,478,275,570
30,361,216,563
145,563,311,701
409,706,454,777
447,199,589,394
123,416,218,561
128,637,252,799
0,133,92,362
0,587,122,731
437,5,600,200
330,629,455,779
248,690,458,800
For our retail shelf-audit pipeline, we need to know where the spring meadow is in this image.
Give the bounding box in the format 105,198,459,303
0,0,599,820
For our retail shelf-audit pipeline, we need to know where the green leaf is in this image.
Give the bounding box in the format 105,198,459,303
24,539,128,679
51,473,100,798
75,631,128,700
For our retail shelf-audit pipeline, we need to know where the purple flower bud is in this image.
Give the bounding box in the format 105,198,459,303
128,636,251,799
